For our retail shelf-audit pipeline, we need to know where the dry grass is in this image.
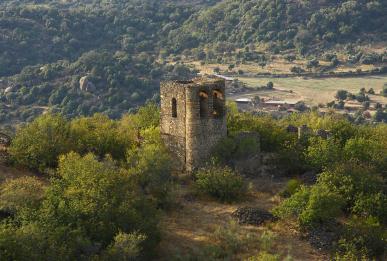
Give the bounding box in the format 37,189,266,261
0,164,38,184
156,175,327,260
237,76,387,105
188,56,381,76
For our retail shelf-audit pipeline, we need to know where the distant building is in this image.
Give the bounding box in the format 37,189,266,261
235,98,253,111
262,100,297,109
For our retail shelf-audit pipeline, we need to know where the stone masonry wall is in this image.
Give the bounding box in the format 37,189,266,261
185,79,227,171
160,78,227,172
160,81,187,170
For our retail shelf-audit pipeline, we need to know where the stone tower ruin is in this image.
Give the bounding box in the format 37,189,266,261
160,77,227,172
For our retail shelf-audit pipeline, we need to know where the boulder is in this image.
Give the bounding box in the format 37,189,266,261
4,86,13,94
79,76,96,92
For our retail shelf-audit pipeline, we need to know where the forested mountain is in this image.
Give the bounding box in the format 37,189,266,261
0,0,386,124
170,0,387,54
0,0,197,77
0,0,201,123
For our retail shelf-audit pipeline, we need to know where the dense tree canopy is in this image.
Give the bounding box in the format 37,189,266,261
170,0,387,53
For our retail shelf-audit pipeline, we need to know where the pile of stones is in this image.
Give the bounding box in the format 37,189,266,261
232,207,276,226
305,226,339,251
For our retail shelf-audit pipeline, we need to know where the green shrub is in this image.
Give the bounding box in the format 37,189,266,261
247,251,280,261
273,186,311,219
213,133,260,163
212,136,237,163
227,113,288,152
43,153,160,251
274,183,344,228
195,164,245,202
105,232,147,260
211,221,244,258
70,113,134,160
126,142,172,207
343,137,387,172
279,179,302,198
259,230,277,252
317,163,385,223
298,184,344,228
338,216,386,258
0,177,46,215
9,113,71,171
352,193,387,225
305,137,342,170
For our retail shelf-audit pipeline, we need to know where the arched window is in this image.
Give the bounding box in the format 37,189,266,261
172,98,177,118
212,90,224,117
199,91,208,118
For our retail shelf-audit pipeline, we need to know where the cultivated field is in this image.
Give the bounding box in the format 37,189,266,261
236,75,387,105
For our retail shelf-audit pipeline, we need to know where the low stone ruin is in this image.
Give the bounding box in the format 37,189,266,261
286,125,332,140
232,207,276,226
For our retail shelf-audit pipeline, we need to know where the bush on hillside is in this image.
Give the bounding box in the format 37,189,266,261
317,164,386,224
126,141,173,208
338,216,386,258
195,164,245,202
279,179,302,198
9,114,71,171
227,112,289,152
273,186,311,220
105,232,147,260
0,176,46,215
0,152,161,260
212,133,260,164
298,184,344,228
305,137,342,171
70,113,134,160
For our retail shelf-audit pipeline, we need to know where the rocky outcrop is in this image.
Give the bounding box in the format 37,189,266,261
4,86,13,94
79,76,96,92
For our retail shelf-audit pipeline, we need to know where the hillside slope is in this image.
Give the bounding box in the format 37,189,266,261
0,0,198,123
169,0,387,53
0,0,386,125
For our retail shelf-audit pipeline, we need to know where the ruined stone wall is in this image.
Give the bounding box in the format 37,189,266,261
160,82,187,170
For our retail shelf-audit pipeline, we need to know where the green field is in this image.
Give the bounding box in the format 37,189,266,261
237,75,387,105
